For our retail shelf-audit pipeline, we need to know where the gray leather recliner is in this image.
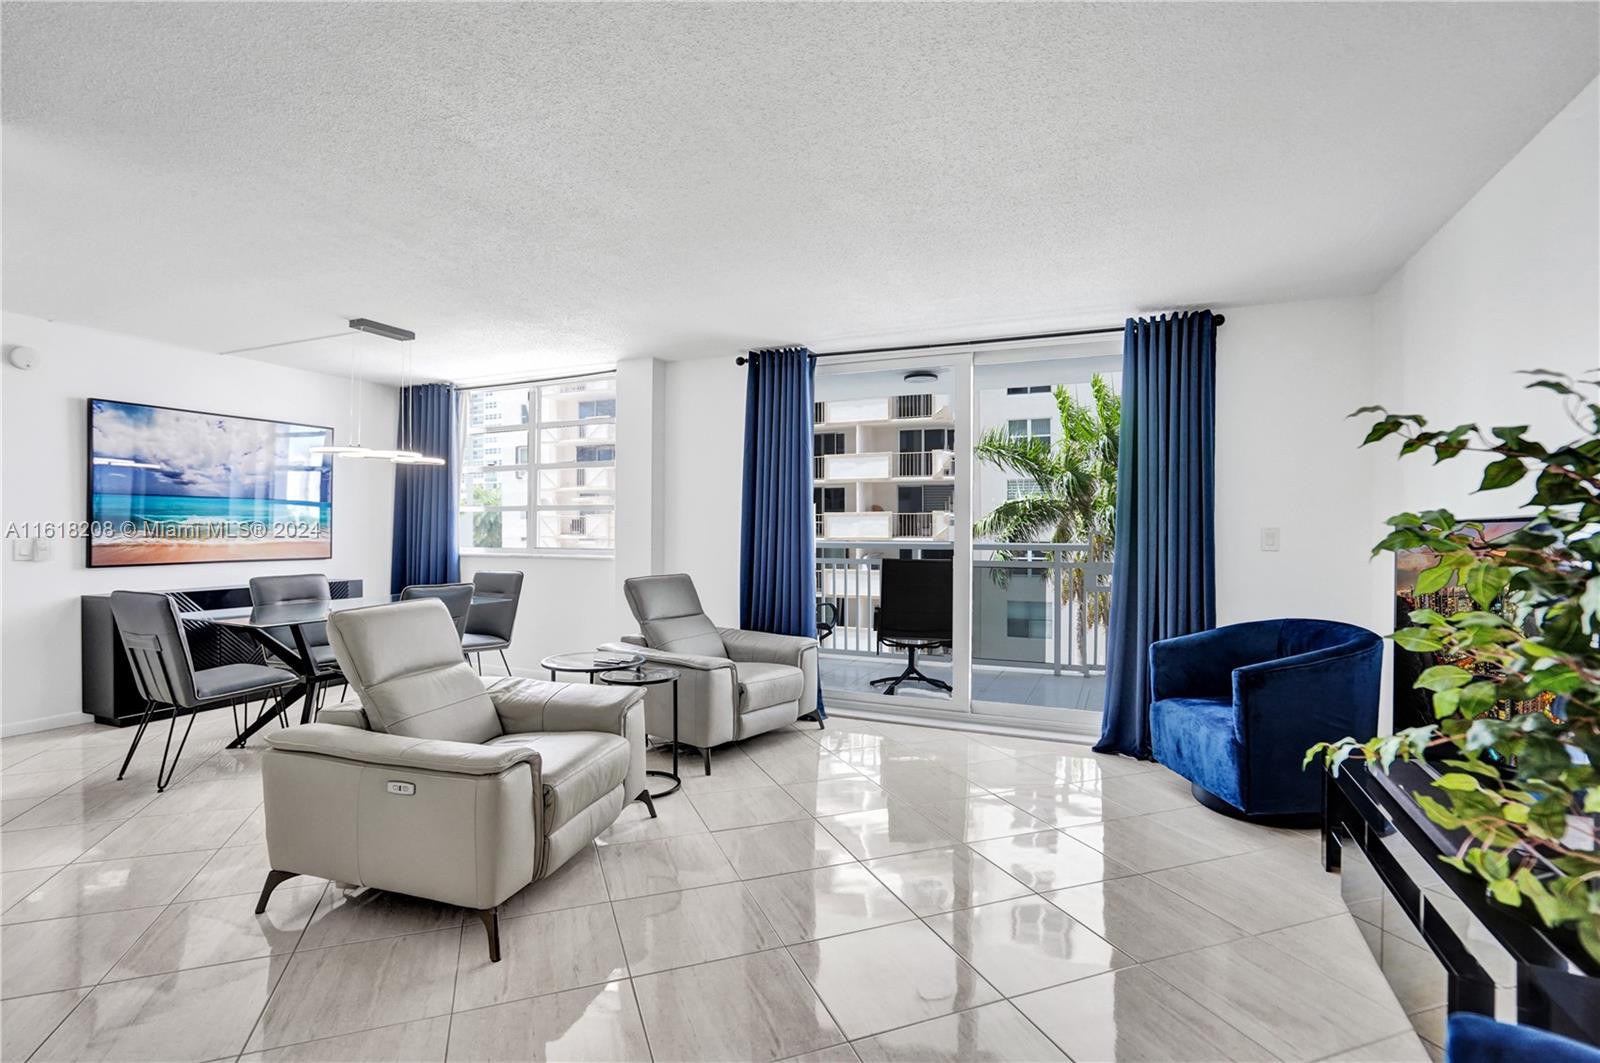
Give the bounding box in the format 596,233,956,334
256,598,647,961
601,574,819,773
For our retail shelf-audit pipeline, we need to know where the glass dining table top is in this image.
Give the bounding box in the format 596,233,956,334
180,593,500,629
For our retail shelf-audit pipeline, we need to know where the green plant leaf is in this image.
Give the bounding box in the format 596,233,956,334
1433,773,1480,792
1488,878,1522,906
1415,665,1472,691
1464,564,1513,609
1478,456,1528,491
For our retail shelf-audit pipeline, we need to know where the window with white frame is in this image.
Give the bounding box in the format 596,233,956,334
458,374,616,553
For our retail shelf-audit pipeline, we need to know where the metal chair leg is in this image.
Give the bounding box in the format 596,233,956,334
478,907,501,963
498,650,511,675
637,789,657,818
155,706,198,792
703,745,712,775
475,654,483,675
117,698,160,781
254,870,299,914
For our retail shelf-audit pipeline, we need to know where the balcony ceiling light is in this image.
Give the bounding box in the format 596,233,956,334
903,369,939,382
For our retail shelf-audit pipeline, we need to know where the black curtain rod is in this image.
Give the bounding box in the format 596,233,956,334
735,315,1225,366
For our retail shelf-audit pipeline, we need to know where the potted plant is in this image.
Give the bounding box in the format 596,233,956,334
1309,369,1600,964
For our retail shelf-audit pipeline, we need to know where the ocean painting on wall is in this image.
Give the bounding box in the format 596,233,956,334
88,399,334,567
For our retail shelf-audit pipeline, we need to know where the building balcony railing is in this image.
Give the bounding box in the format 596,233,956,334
814,450,954,482
817,510,953,541
814,540,1113,675
815,395,952,426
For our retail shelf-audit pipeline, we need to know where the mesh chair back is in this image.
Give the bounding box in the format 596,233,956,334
400,582,474,638
466,570,524,643
110,590,201,708
877,559,953,642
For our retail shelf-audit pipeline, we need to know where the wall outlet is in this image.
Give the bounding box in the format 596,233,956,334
1260,527,1281,552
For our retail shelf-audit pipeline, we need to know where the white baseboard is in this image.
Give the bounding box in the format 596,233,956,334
0,712,95,738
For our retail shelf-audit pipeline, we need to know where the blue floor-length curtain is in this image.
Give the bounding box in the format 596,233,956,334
391,382,460,593
1095,311,1217,758
740,346,825,719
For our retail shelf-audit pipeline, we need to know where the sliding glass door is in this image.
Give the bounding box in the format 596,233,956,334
815,340,1120,735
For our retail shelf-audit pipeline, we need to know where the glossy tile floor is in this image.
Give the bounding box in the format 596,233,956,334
820,655,1107,711
0,708,1430,1063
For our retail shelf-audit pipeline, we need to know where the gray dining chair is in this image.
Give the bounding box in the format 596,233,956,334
110,591,298,791
400,582,474,638
250,573,347,706
463,571,523,674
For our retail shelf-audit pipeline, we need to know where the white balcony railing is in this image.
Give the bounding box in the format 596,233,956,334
815,540,1113,675
815,395,951,425
818,511,953,541
814,450,954,482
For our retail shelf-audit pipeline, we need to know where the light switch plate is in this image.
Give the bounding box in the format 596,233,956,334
11,538,33,561
31,537,52,561
1260,527,1281,552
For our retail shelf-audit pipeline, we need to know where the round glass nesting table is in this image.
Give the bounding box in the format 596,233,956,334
598,666,682,798
540,650,645,683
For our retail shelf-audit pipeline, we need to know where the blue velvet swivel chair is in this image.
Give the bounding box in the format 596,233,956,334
1446,1013,1600,1063
1148,618,1383,821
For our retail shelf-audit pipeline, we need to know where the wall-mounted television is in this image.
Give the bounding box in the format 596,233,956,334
87,398,334,568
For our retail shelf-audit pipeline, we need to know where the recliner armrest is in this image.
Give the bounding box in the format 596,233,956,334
597,642,736,674
263,724,538,776
487,676,643,735
716,628,817,667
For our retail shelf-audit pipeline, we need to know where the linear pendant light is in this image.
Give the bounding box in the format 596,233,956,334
309,318,444,464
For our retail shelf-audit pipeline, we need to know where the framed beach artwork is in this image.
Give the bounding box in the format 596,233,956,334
86,398,334,567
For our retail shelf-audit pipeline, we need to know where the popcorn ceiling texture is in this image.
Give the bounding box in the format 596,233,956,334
2,2,1595,382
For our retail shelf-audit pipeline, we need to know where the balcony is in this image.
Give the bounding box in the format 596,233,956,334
817,510,953,541
815,394,952,426
814,449,954,482
815,539,1112,676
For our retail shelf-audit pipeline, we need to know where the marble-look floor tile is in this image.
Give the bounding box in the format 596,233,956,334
0,821,121,871
1147,851,1346,934
755,750,867,787
1044,874,1247,961
1,783,159,831
447,981,650,1062
714,818,856,879
596,789,710,844
633,949,843,1063
789,920,1002,1040
238,1016,450,1062
670,748,774,796
1072,771,1197,814
782,1045,860,1063
1,865,62,912
598,833,738,900
988,782,1141,827
969,830,1138,892
863,844,1031,916
454,902,628,1011
135,775,265,817
297,886,464,950
175,841,276,901
79,807,251,861
869,764,988,804
744,862,916,944
817,804,955,861
0,770,91,802
3,851,210,923
690,784,811,830
34,955,287,1062
1013,965,1275,1062
249,927,461,1051
1064,814,1240,873
4,747,122,776
500,845,609,917
0,988,90,1062
782,777,890,817
1147,937,1411,1061
959,759,1061,791
925,895,1131,996
1321,1030,1433,1062
613,880,783,974
912,795,1055,842
1,907,164,998
106,884,323,979
1142,805,1294,856
852,1000,1067,1062
225,806,268,848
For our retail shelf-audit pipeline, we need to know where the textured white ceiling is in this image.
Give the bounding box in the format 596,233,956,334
3,3,1596,384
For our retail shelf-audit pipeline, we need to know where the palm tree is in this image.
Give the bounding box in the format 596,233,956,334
974,375,1119,664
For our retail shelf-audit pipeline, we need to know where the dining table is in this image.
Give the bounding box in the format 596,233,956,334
180,593,500,749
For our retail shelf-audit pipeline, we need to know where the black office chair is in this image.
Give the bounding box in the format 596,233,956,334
401,582,474,638
110,591,298,791
816,600,838,643
870,559,954,695
464,571,524,674
249,573,345,706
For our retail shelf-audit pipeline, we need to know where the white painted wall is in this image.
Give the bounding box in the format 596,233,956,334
661,356,745,624
0,312,397,734
1213,296,1382,629
1364,77,1600,724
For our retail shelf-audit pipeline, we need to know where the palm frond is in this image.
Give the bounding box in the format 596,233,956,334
973,428,1061,487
